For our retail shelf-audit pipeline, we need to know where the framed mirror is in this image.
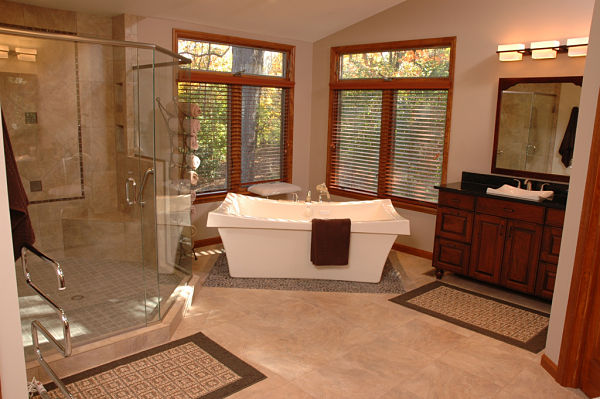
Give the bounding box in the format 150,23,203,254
492,76,583,182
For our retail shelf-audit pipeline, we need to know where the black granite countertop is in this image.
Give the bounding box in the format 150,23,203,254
435,172,568,209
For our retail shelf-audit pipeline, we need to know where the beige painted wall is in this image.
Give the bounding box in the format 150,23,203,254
311,0,592,252
0,103,28,399
136,17,314,241
545,0,600,365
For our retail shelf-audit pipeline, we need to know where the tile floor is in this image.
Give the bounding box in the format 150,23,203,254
16,256,186,361
169,246,585,399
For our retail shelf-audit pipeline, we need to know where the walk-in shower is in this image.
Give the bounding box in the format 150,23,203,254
0,26,194,364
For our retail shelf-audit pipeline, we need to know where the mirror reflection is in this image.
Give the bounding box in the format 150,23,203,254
493,77,582,181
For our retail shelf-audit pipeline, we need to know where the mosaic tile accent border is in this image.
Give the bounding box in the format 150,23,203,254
41,332,266,399
389,281,549,353
203,254,405,294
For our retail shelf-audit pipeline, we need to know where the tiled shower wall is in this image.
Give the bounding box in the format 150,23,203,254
0,1,119,255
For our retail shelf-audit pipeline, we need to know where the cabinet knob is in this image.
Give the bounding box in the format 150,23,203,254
503,207,514,213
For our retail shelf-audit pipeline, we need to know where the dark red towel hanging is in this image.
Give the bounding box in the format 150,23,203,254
2,109,35,260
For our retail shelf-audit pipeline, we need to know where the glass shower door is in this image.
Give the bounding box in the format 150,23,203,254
4,37,153,360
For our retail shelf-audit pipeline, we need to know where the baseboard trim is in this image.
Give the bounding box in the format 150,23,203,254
541,354,559,381
392,243,433,260
194,236,222,248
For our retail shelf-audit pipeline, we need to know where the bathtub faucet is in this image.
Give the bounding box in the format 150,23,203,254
316,183,330,202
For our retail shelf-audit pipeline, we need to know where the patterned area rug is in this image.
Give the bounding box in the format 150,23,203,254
39,332,265,398
203,254,405,294
389,281,549,353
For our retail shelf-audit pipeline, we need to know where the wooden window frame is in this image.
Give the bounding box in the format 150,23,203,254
174,29,295,204
326,37,456,214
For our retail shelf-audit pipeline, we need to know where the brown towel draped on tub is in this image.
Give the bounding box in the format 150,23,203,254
310,218,351,266
3,109,35,260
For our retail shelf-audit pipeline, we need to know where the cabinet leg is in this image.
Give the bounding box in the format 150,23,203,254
435,268,444,279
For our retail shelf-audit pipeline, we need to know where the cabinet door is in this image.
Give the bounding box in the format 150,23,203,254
535,262,557,300
433,237,470,274
500,220,542,294
540,226,562,264
470,213,506,284
435,207,473,243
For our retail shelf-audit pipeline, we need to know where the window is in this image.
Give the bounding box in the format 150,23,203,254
327,37,456,212
175,30,294,201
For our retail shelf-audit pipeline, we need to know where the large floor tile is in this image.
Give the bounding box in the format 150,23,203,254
169,248,583,399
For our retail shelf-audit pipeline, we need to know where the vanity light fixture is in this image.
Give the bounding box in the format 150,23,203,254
15,47,37,62
567,37,589,57
0,45,8,59
497,38,589,61
497,44,525,61
531,40,560,59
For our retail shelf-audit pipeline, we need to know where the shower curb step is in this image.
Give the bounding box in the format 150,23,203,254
26,275,199,384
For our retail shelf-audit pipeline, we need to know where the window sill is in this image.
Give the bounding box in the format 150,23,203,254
328,187,438,215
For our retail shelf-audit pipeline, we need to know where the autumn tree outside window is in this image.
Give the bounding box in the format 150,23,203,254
174,30,295,202
327,37,456,213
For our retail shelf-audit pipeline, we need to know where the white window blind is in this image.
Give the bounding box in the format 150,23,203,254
330,89,449,203
240,86,288,185
178,82,230,193
387,90,448,203
330,90,382,194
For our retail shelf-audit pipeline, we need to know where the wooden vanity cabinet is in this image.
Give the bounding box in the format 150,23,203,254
433,190,564,299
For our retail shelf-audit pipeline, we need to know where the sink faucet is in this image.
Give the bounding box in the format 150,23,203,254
524,179,533,191
316,183,331,202
513,178,521,188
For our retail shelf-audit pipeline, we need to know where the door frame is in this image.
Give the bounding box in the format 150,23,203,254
551,90,600,388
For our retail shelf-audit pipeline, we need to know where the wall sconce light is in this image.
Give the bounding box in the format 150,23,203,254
531,40,560,59
15,48,37,62
567,37,589,57
497,38,589,61
497,44,525,61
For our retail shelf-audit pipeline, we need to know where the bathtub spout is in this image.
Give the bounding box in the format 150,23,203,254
306,190,311,203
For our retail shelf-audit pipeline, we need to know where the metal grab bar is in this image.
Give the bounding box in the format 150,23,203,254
126,177,137,206
21,245,73,399
138,167,154,207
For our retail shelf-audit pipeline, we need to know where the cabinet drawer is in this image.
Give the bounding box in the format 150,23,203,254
535,262,557,300
438,191,475,211
545,208,566,227
435,207,474,243
476,197,545,224
541,226,562,264
433,238,470,275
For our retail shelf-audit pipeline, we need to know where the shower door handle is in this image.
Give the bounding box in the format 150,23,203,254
125,177,137,206
138,167,154,207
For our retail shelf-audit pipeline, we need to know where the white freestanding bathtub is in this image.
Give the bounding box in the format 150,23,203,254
207,193,410,283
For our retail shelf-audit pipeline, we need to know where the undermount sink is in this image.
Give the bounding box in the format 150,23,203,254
486,184,554,202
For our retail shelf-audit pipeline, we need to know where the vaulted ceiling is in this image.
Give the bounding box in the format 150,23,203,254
14,0,408,42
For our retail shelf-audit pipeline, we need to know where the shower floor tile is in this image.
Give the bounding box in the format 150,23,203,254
15,256,185,361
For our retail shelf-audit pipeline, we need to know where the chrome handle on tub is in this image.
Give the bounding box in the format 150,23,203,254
125,177,136,206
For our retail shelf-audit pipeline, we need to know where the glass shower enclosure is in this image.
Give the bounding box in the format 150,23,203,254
0,26,194,361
